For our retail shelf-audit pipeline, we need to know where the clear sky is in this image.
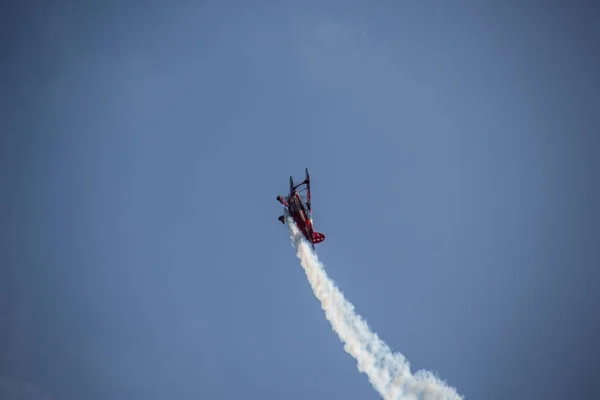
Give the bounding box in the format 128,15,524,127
2,1,599,399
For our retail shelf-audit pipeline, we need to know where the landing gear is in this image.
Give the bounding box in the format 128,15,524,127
278,215,285,224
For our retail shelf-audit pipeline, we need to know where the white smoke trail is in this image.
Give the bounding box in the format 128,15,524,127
286,216,463,400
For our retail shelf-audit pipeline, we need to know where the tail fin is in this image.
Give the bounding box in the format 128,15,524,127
313,232,325,244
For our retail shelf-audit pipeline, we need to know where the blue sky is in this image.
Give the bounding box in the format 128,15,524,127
2,1,599,399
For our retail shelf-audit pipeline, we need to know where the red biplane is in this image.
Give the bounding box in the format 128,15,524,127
277,168,326,249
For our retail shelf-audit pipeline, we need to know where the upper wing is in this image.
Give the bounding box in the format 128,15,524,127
305,168,311,212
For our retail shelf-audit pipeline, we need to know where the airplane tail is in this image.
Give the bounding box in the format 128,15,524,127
313,232,325,244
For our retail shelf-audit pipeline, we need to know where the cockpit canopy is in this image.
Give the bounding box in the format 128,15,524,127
305,208,312,220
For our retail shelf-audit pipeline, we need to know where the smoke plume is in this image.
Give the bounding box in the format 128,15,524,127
286,216,463,400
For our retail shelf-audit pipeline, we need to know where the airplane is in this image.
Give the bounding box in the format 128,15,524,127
277,168,326,249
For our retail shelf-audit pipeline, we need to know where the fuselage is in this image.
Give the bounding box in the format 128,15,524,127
288,193,314,241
